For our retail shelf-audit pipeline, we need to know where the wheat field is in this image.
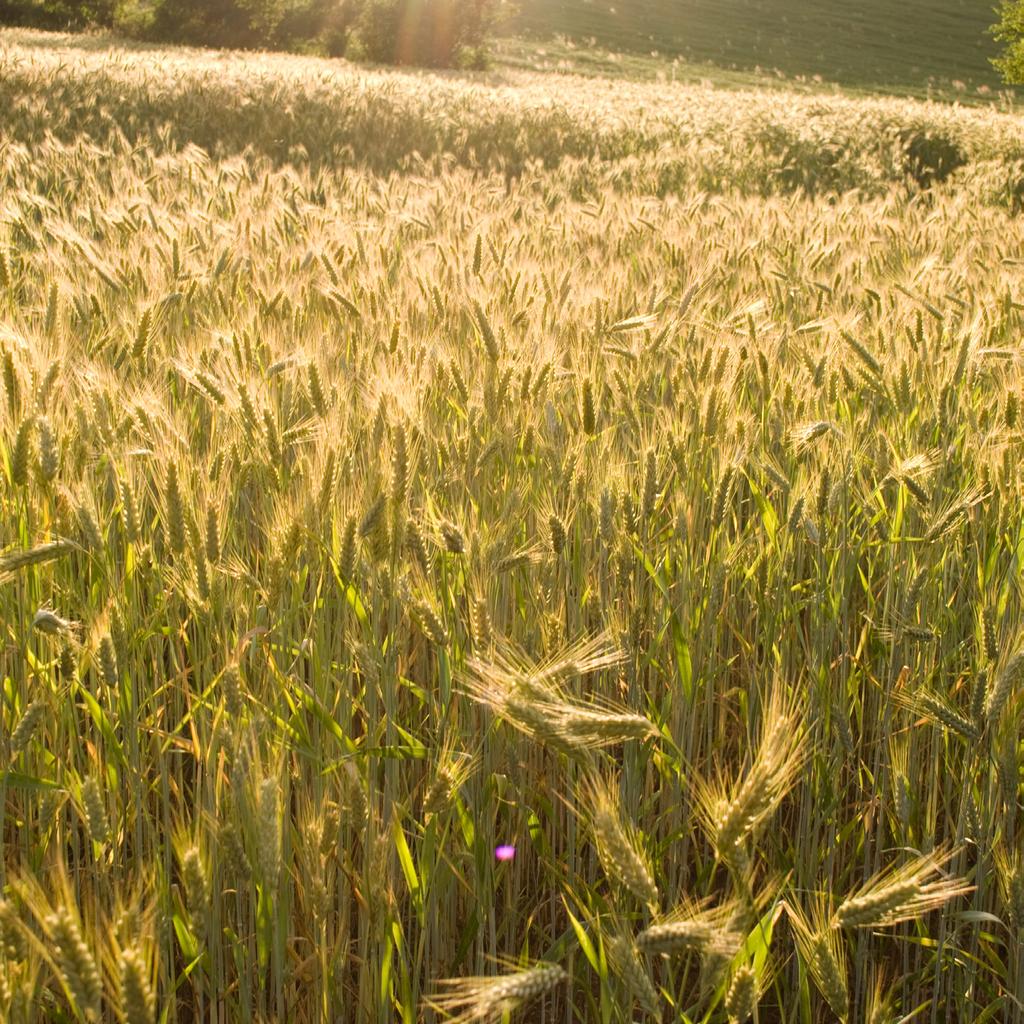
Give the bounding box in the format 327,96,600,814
0,28,1023,1024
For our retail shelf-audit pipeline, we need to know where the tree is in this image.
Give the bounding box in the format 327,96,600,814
992,0,1024,83
147,0,357,53
148,0,277,48
351,0,496,67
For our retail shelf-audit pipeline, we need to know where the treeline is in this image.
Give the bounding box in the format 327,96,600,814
0,0,500,66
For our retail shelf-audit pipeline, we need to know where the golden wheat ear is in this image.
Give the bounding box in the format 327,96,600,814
460,631,629,755
576,770,660,911
636,895,741,958
692,688,807,877
426,963,567,1023
834,849,972,930
788,895,849,1021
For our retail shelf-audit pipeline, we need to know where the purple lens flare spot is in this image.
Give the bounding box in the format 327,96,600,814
494,844,516,861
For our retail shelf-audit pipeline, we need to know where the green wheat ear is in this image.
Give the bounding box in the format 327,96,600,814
181,847,209,946
725,964,758,1024
605,931,660,1018
120,947,156,1024
789,897,849,1020
47,909,102,1022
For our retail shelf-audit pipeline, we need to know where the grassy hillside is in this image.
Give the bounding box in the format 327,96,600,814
509,0,1005,90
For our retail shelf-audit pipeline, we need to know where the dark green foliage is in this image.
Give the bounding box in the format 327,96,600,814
148,0,262,48
0,0,115,29
1010,172,1024,215
147,0,358,51
899,127,967,188
143,0,495,64
993,0,1024,83
277,0,356,55
0,0,488,65
351,0,493,67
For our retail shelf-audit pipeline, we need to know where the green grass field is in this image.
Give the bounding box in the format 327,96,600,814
509,0,1006,90
1,25,1024,1024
